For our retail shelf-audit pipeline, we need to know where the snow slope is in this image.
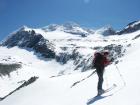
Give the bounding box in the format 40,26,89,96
0,26,140,105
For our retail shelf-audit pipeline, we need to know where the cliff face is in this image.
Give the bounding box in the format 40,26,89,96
1,28,55,58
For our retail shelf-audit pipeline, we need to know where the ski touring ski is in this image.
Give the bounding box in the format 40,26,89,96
97,84,117,96
87,84,117,105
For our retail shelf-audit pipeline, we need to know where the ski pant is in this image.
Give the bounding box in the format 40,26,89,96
96,66,104,91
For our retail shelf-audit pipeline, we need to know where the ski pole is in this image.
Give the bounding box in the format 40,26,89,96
114,64,126,86
71,70,96,88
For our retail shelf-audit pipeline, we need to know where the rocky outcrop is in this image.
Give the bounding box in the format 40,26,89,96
96,26,116,36
1,28,55,58
117,20,140,35
0,63,21,77
55,43,126,72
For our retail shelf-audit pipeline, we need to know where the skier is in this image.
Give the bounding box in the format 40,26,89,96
92,51,111,95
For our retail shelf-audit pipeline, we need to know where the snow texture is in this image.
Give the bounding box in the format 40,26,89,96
0,22,140,105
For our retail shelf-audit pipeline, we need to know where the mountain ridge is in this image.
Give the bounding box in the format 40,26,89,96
0,20,140,105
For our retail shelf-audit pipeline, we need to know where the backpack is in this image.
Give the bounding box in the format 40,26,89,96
93,52,104,67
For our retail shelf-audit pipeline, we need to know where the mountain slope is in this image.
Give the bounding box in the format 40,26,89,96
0,34,140,105
117,20,140,35
0,22,140,105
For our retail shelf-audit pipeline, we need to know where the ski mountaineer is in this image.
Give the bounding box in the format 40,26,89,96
92,51,111,95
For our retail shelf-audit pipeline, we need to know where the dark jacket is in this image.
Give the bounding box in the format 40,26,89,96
93,53,110,68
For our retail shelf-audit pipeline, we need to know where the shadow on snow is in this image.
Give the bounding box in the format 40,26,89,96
87,94,113,105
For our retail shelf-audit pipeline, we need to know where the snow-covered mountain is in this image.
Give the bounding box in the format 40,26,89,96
42,22,93,37
0,21,140,105
117,20,140,35
1,26,55,58
95,26,116,36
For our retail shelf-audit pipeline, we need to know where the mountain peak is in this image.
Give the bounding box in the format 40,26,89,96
127,20,140,27
42,22,89,37
42,24,60,31
117,20,140,35
95,26,116,36
62,22,80,29
42,22,80,31
18,25,31,32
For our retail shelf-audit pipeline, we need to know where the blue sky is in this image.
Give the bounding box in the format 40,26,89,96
0,0,140,41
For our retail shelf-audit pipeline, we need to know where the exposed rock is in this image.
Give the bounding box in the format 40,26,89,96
0,63,21,77
1,29,55,58
117,20,140,35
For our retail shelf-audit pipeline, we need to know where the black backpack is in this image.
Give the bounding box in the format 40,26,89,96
93,52,104,67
